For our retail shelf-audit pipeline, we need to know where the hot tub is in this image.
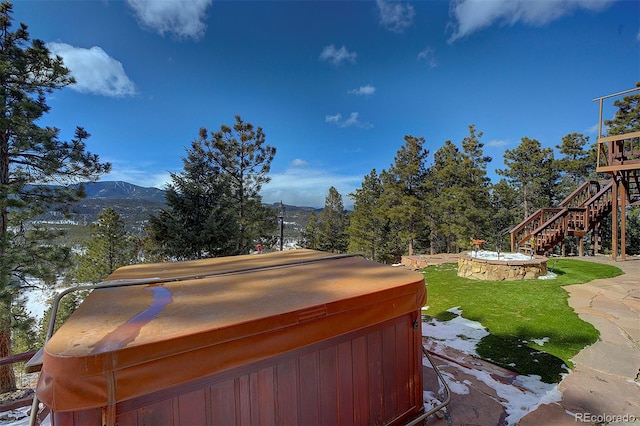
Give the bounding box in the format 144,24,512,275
36,249,427,425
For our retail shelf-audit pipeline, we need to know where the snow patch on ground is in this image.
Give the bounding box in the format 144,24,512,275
422,307,562,425
538,271,557,280
0,406,49,426
531,337,550,346
422,306,489,357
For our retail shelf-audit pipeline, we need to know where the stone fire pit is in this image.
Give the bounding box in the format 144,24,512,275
457,251,547,281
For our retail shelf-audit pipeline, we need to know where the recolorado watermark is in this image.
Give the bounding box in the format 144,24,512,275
574,412,638,423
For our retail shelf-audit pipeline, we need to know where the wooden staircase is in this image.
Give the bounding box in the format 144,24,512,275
510,87,640,258
509,180,615,255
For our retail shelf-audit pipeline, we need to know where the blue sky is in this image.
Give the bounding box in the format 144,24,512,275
13,0,640,207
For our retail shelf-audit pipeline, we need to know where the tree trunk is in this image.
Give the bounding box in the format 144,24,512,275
429,218,436,255
0,316,17,393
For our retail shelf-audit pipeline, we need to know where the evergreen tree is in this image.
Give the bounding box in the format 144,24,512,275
347,169,387,261
148,140,239,260
626,207,640,255
497,137,559,219
459,125,492,241
428,140,465,252
0,3,110,392
556,132,595,198
75,207,134,284
374,218,406,264
557,133,594,185
318,187,349,253
300,211,319,250
205,115,277,253
489,179,521,252
604,82,640,135
424,127,492,254
10,299,38,354
381,135,429,256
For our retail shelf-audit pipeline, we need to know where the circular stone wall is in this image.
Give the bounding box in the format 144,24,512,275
457,252,548,281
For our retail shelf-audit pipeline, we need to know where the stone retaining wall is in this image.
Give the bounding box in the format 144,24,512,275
457,252,547,281
400,254,462,269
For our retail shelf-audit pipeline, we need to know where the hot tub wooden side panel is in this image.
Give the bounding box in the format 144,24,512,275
50,312,424,426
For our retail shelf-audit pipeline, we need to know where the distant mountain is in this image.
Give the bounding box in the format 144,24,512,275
35,181,317,238
78,181,166,204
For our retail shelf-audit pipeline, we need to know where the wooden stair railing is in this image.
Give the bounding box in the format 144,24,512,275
585,181,614,226
510,180,602,252
529,207,589,254
510,180,615,255
510,208,562,252
559,180,601,208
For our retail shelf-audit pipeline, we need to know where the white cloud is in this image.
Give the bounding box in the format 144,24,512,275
326,112,373,129
319,45,357,66
348,84,376,96
487,139,509,148
261,167,362,208
46,42,137,97
417,46,437,68
448,0,617,42
291,159,309,167
586,123,600,135
376,0,415,33
102,166,171,190
343,112,367,128
325,113,342,123
126,0,212,40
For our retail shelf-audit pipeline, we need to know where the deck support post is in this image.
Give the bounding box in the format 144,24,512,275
612,177,618,261
620,178,626,260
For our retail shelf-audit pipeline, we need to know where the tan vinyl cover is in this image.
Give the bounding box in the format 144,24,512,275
37,250,426,411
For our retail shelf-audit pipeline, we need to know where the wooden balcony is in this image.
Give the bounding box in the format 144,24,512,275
596,131,640,173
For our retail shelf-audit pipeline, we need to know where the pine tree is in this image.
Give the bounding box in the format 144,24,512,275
381,135,429,256
318,187,349,253
348,169,386,261
489,179,521,252
75,207,134,284
604,82,640,135
428,140,465,252
497,137,559,219
626,207,640,256
300,211,320,250
148,140,239,260
205,115,277,253
459,125,492,242
556,132,595,197
423,126,492,252
0,2,110,392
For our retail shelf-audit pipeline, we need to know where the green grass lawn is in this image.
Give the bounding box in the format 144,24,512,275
421,259,624,383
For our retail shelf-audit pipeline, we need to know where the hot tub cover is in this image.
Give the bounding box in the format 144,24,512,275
37,249,426,411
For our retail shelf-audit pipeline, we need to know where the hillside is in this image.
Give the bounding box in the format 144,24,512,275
36,181,316,243
78,181,166,203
